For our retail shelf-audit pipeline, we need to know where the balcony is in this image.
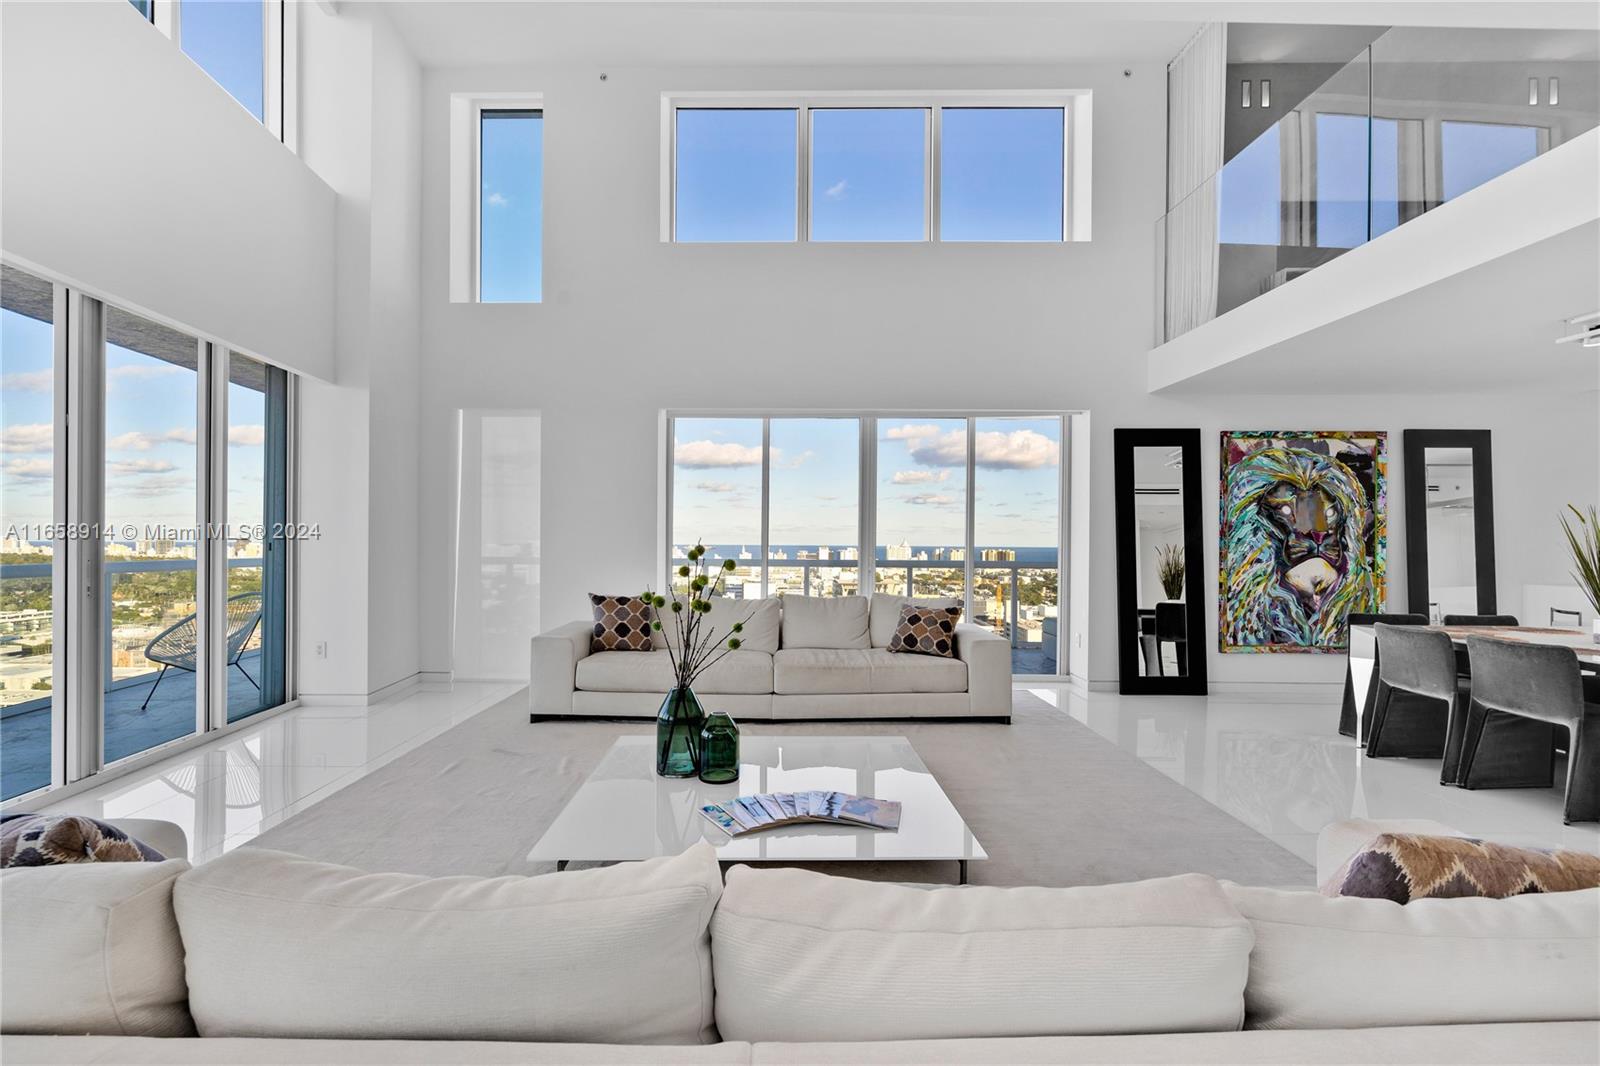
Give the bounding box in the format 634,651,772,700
1155,25,1599,391
1,557,270,801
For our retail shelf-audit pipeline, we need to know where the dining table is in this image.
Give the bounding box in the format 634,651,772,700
1346,623,1599,745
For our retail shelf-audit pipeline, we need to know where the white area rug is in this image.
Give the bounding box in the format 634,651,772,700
249,689,1314,887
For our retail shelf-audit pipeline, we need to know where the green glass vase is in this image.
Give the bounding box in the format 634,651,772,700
697,711,740,784
655,686,705,778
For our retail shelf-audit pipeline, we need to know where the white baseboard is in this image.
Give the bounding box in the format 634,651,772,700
1205,681,1343,703
298,670,453,707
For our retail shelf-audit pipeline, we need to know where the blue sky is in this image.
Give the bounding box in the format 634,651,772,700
481,111,544,302
180,0,265,121
3,305,266,534
670,417,1059,552
675,106,1065,242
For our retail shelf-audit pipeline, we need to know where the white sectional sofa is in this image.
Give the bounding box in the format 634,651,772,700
531,594,1014,721
3,820,1596,1065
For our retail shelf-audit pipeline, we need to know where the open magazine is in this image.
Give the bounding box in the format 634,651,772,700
700,792,902,837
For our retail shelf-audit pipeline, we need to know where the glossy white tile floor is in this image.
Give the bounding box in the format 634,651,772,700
1025,682,1600,862
37,680,1600,865
36,681,521,863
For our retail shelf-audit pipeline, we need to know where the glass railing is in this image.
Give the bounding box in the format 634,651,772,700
1159,26,1599,343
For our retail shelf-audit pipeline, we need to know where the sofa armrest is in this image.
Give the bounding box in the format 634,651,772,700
955,623,1012,719
531,621,595,716
107,818,189,861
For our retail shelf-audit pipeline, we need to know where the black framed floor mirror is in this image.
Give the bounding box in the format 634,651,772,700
1114,428,1208,695
1403,430,1497,621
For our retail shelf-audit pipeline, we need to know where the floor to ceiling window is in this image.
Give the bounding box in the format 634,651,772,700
0,262,297,805
102,307,201,766
1,266,58,801
667,413,1067,674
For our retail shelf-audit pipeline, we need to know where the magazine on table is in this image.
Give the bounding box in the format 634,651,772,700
699,791,902,837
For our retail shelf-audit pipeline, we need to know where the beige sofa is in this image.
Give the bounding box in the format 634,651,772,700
2,820,1596,1065
531,594,1013,721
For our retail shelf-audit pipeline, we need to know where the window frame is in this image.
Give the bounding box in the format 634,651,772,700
141,0,290,144
660,91,1091,244
0,256,300,812
449,93,545,304
475,105,546,304
662,411,1071,677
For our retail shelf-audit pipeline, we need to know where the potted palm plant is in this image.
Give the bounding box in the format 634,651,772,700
1559,505,1600,644
642,543,752,777
1157,543,1186,602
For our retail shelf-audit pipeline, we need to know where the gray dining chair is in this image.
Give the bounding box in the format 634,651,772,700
1462,636,1599,824
1440,614,1518,678
1368,625,1465,778
1339,612,1428,740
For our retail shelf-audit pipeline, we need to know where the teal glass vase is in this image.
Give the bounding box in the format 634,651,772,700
697,711,740,784
655,686,705,778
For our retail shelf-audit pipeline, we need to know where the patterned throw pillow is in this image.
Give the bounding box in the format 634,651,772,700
0,813,165,867
589,594,654,652
887,602,962,658
1323,832,1600,903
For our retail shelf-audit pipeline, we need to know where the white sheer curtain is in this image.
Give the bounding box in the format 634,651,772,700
1164,23,1226,340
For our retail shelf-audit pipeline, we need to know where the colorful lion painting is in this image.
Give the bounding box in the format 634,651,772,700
1220,431,1386,653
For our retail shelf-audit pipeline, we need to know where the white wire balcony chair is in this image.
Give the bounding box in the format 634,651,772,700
138,592,263,712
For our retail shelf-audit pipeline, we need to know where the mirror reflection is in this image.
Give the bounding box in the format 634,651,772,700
1133,446,1189,677
1423,446,1476,622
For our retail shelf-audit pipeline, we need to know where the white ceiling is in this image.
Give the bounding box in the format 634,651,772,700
374,2,1600,70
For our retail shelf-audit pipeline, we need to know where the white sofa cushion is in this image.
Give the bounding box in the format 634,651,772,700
654,597,780,655
578,649,773,694
0,860,194,1037
779,596,870,649
174,845,723,1044
712,865,1252,1042
772,649,968,695
870,594,961,648
1224,883,1600,1030
773,648,873,694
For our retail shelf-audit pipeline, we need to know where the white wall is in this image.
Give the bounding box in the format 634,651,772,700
0,0,336,379
294,3,423,695
414,57,1598,690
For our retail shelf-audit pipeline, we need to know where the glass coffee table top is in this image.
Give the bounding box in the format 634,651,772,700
528,735,986,870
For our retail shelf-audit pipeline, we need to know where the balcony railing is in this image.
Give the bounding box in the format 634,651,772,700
1159,26,1599,343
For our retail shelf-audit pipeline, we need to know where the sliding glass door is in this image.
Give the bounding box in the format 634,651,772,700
0,264,296,804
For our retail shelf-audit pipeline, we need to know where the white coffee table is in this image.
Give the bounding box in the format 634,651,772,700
528,735,987,883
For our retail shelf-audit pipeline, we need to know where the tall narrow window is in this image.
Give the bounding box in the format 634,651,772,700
179,0,266,122
102,308,200,766
675,109,799,242
671,418,763,596
809,109,927,242
768,419,860,596
479,109,544,302
973,417,1061,674
939,108,1065,241
225,353,288,723
1,266,58,801
876,419,967,598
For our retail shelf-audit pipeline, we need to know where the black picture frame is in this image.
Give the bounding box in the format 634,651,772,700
1403,429,1497,617
1114,428,1208,695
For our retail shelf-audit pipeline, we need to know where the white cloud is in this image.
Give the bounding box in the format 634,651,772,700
694,481,739,494
108,458,179,475
107,364,182,382
2,423,52,454
675,439,761,469
108,428,197,451
824,179,848,199
891,469,949,485
1,370,52,394
774,448,813,470
3,457,52,480
886,424,1058,470
486,192,509,207
904,493,956,507
228,424,265,447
